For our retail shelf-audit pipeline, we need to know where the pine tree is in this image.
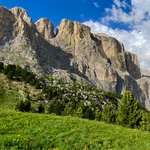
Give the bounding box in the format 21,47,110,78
117,91,141,128
139,111,150,131
101,104,117,123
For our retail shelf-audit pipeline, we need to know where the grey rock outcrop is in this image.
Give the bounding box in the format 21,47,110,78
137,72,150,110
35,18,54,41
0,5,150,110
125,52,141,79
10,7,33,27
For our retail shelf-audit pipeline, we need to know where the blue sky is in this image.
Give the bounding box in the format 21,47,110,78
1,0,113,27
1,0,150,70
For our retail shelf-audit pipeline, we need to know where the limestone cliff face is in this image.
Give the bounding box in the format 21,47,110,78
0,5,16,39
0,5,150,110
125,52,141,79
137,72,150,110
35,18,54,41
10,7,33,27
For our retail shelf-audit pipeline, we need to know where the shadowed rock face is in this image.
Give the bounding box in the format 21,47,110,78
0,5,150,110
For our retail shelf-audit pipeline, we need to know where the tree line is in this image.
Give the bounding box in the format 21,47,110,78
0,62,149,131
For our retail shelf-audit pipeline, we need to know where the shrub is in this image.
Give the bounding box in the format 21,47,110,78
0,62,4,72
35,79,42,89
62,102,75,116
139,111,150,131
83,107,95,120
101,104,117,123
21,69,29,80
4,64,16,75
117,91,141,128
7,71,14,79
95,108,102,121
15,65,22,78
0,85,5,97
48,100,65,115
37,103,45,113
15,100,31,112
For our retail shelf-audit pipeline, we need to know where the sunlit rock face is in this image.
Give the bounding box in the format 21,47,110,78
35,18,54,41
1,5,150,110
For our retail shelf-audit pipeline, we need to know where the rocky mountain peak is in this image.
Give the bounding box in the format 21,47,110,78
0,5,16,39
0,4,6,10
57,19,91,39
10,7,32,26
35,18,54,41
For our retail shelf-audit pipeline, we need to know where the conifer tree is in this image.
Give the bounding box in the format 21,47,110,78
117,91,141,128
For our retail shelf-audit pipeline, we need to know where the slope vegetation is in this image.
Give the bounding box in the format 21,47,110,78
0,111,150,150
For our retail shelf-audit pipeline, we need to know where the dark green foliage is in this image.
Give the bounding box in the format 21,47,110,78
95,108,102,121
26,93,31,101
35,80,42,89
139,111,150,131
37,103,45,113
7,71,14,79
117,91,141,128
48,100,65,115
25,72,35,84
25,75,32,83
84,107,95,120
76,102,95,120
0,62,4,72
105,91,121,105
15,65,22,77
0,86,5,98
1,63,38,87
21,69,28,80
30,78,37,86
5,64,16,79
63,102,75,116
101,104,117,123
4,64,16,76
14,65,22,81
15,100,31,112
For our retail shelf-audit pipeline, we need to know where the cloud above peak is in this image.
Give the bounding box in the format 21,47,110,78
103,0,150,25
113,0,128,8
84,0,150,70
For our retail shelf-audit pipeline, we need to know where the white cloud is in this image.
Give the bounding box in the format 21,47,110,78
103,0,150,25
113,0,128,8
93,2,100,8
83,0,150,71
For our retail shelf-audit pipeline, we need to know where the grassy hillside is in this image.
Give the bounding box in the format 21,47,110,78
0,111,150,150
0,73,42,110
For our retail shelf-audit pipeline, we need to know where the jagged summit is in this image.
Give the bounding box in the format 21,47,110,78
0,4,6,9
10,7,33,26
0,5,150,110
35,18,54,40
58,19,91,36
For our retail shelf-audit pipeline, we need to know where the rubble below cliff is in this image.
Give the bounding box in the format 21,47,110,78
0,5,150,110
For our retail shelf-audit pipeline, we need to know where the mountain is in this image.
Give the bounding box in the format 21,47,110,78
0,5,150,110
